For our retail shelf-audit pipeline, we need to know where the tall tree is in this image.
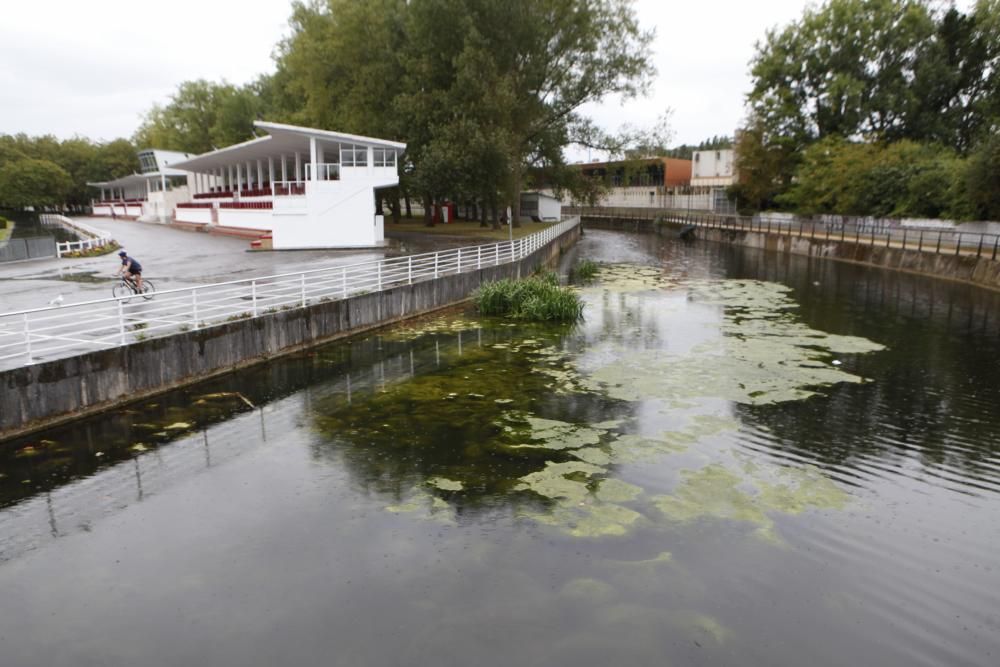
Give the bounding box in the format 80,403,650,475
0,158,73,209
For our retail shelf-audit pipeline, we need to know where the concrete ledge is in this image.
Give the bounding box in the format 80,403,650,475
0,224,580,440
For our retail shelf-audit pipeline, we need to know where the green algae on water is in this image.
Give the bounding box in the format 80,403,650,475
580,278,886,406
653,462,850,540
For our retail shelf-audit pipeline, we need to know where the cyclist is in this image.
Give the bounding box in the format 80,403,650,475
116,250,144,292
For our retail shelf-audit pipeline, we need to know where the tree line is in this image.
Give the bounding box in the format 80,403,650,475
0,135,138,210
734,0,1000,221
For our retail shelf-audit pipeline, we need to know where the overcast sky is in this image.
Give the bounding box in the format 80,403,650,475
0,0,973,159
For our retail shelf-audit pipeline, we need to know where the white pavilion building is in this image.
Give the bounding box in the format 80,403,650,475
170,121,406,249
88,149,195,221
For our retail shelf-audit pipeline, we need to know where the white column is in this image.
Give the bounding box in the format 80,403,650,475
247,161,254,188
100,187,105,200
281,154,287,182
309,138,317,181
295,152,302,181
228,165,234,191
268,157,274,185
257,159,263,187
146,179,151,198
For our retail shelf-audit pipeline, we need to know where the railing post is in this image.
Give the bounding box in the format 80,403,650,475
251,281,258,317
342,267,347,298
117,299,126,344
955,233,962,257
457,248,462,273
377,262,382,291
918,230,924,252
496,244,500,265
901,228,907,250
192,289,200,330
408,256,413,285
434,253,439,278
301,274,307,306
976,234,984,258
477,245,482,269
935,231,943,254
993,236,999,261
23,314,33,365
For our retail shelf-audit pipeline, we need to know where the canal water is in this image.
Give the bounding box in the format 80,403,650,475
1,229,998,666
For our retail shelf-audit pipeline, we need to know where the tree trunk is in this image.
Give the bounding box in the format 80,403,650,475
511,161,523,229
423,193,434,227
375,194,384,216
490,198,499,231
479,199,488,228
404,192,412,219
390,188,401,224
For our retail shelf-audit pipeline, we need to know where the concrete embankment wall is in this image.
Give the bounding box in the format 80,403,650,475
1,224,580,440
583,216,1000,292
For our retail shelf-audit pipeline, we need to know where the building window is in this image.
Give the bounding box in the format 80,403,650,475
373,148,396,168
341,145,368,167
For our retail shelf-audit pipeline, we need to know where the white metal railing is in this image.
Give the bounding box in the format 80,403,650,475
40,214,116,258
0,217,580,369
305,163,340,181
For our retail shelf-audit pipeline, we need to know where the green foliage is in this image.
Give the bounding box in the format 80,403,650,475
0,158,73,209
475,273,583,322
133,80,261,153
777,138,968,218
569,260,600,284
965,132,1000,221
0,134,139,208
738,0,1000,220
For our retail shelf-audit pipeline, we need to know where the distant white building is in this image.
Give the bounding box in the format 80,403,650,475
88,149,194,221
170,121,405,249
519,192,562,222
690,148,737,213
691,149,736,188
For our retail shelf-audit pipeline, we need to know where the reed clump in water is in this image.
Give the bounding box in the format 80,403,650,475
474,273,583,322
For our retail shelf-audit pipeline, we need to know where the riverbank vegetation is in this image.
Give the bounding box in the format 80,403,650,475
733,0,1000,221
0,216,12,243
475,273,583,323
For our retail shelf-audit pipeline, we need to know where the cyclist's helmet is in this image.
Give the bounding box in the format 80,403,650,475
118,250,127,257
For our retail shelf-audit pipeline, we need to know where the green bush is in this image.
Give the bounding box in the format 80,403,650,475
0,217,8,229
474,273,583,322
569,259,599,283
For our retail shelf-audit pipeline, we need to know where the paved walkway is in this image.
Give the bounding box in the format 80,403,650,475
0,219,452,314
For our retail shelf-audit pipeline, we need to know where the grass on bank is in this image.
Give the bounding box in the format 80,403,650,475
387,216,558,241
0,216,13,243
474,272,584,323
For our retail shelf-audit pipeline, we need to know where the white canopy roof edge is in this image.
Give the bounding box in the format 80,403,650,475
170,121,407,173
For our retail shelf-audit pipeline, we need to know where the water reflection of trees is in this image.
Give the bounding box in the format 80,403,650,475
722,246,1000,494
307,324,631,515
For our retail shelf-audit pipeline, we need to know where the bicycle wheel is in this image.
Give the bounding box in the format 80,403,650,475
112,282,131,299
140,279,156,300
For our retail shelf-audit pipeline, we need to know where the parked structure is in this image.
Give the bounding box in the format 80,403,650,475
170,122,406,249
519,192,562,222
88,150,194,222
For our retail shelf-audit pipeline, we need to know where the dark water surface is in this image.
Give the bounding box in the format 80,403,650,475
1,229,999,666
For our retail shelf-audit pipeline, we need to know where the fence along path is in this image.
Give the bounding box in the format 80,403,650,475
39,214,116,257
570,207,1000,260
0,217,579,370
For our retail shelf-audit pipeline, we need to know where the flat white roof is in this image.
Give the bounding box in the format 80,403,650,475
171,121,407,172
88,168,188,188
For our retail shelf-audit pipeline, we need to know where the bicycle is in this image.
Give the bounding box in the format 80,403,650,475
112,275,156,300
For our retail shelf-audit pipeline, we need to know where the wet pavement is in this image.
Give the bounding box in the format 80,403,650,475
0,218,448,314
